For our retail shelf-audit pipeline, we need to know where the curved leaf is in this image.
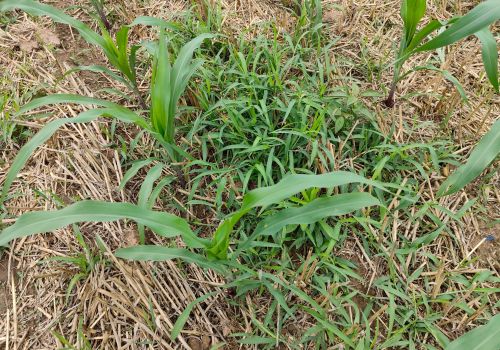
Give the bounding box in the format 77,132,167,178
401,0,427,43
253,193,379,237
208,171,386,260
0,0,105,47
475,28,499,92
236,193,380,254
115,246,224,272
446,314,500,350
438,120,500,196
2,106,146,203
417,0,500,52
0,201,207,248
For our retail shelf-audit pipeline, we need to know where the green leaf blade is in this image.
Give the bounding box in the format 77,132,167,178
401,0,427,43
0,201,207,248
417,0,500,52
446,314,500,350
475,28,500,92
438,120,500,196
253,192,380,237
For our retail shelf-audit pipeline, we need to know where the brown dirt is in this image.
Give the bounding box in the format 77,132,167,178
0,255,11,315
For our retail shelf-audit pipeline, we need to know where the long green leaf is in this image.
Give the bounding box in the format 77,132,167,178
0,201,207,248
208,172,385,259
115,246,224,272
0,0,105,47
401,0,427,43
236,193,379,255
253,193,379,237
150,29,172,139
417,0,500,52
445,314,500,350
405,20,444,54
475,28,499,92
438,120,500,196
1,105,146,203
240,171,383,211
170,34,214,110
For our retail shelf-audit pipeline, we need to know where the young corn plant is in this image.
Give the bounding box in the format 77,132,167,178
0,171,384,265
150,30,214,160
0,0,180,109
385,0,500,107
0,1,212,198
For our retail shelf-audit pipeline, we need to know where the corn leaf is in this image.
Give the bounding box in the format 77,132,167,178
2,103,146,203
115,246,224,272
0,0,106,48
437,120,500,197
445,314,500,350
150,29,172,139
401,0,427,43
1,109,107,203
0,201,207,249
417,0,500,52
252,193,379,237
208,171,385,260
405,20,443,53
475,28,499,92
137,164,164,244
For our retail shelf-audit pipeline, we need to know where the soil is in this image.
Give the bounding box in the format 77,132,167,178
0,255,13,314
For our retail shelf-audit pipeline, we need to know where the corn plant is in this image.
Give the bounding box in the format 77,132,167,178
0,1,212,198
150,30,213,159
0,0,180,109
385,0,500,107
0,171,383,264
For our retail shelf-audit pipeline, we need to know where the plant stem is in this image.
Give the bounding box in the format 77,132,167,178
92,0,112,31
132,85,147,110
384,81,397,108
384,61,402,108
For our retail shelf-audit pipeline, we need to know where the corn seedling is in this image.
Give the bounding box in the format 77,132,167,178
385,0,500,107
0,171,383,263
0,3,213,203
0,0,181,109
151,30,214,159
